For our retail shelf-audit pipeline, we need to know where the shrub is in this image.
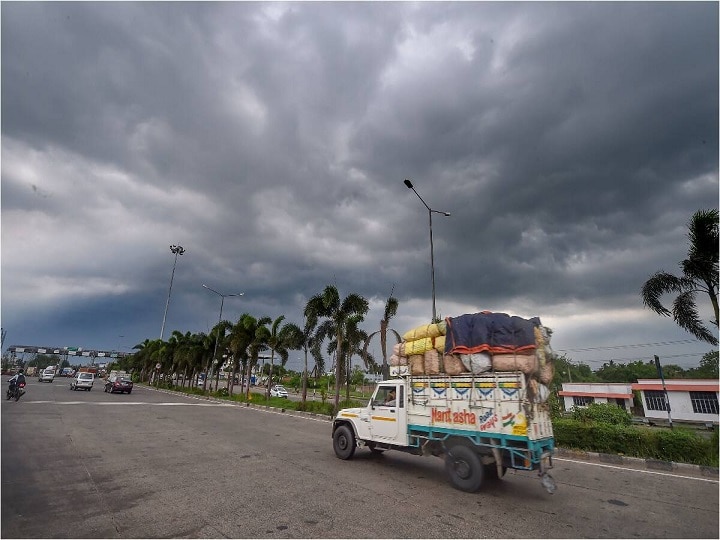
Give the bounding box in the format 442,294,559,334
571,402,632,426
554,418,718,466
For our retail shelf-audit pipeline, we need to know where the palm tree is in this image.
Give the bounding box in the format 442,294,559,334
203,319,234,392
305,285,369,411
342,315,372,402
231,314,272,398
133,338,163,383
228,313,255,396
641,209,719,346
298,311,323,406
363,291,401,380
265,316,304,399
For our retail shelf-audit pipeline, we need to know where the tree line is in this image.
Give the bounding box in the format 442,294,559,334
111,285,398,411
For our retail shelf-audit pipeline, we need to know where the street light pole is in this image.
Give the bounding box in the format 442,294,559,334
160,244,185,341
404,179,451,322
202,284,243,392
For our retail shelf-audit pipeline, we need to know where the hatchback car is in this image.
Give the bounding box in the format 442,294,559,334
70,372,94,391
105,376,133,394
270,385,289,398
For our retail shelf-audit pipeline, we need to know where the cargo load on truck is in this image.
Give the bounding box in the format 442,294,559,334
332,311,556,495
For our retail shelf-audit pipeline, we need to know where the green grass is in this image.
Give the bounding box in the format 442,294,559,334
147,382,365,416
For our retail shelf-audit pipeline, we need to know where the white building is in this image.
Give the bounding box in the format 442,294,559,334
559,383,633,411
632,379,719,425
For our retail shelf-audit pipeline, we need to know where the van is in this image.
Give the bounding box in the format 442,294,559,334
38,366,56,383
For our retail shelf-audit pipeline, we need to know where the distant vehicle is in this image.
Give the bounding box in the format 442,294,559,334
70,372,94,391
270,385,288,398
105,375,133,394
38,366,56,383
61,367,74,377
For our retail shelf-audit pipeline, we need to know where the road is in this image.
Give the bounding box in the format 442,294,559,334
2,379,718,538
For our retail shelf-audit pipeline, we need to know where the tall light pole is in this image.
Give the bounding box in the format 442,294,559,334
202,284,243,391
404,179,451,322
160,244,185,341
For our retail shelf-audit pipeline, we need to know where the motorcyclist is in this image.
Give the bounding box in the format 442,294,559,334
8,369,26,397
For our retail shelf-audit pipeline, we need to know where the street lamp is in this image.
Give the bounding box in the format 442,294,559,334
202,284,243,391
403,179,451,322
160,244,185,340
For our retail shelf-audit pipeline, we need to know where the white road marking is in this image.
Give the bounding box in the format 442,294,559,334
554,457,719,483
16,401,235,407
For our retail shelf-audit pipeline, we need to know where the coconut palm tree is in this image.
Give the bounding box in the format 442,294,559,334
305,285,369,410
641,209,719,346
231,314,272,398
298,311,324,405
133,338,164,383
228,313,254,396
363,291,401,380
203,320,235,392
265,316,304,399
342,315,373,402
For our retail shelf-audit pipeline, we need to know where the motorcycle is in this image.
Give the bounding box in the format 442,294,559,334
6,381,26,401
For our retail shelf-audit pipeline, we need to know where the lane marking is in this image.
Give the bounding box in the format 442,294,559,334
554,457,719,483
15,401,235,407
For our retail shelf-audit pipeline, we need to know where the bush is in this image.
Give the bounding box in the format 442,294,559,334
571,402,632,426
554,418,718,466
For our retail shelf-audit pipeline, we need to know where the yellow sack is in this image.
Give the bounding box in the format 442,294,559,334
402,323,443,342
434,335,445,353
404,337,433,355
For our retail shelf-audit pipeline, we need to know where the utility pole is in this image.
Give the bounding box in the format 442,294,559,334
654,355,673,429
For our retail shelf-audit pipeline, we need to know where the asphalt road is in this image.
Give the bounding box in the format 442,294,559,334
2,379,718,539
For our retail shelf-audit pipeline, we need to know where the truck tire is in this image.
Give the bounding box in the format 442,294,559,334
445,445,484,492
333,425,356,460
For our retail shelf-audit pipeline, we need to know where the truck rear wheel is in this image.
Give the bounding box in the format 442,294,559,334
333,425,356,460
445,445,484,492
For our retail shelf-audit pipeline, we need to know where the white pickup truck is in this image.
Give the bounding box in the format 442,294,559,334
332,372,556,494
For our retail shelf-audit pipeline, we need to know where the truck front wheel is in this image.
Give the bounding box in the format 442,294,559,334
445,445,484,492
333,425,356,460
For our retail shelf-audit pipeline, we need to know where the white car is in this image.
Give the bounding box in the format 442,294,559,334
270,385,289,398
38,367,56,383
70,372,94,391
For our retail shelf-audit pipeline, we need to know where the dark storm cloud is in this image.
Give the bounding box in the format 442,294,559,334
1,2,717,368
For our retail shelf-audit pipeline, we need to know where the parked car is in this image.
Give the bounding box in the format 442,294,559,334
270,385,289,398
70,372,94,391
105,375,133,394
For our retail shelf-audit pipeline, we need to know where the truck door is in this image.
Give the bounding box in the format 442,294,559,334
369,384,402,441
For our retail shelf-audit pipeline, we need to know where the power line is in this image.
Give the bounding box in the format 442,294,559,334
572,351,707,366
555,339,701,353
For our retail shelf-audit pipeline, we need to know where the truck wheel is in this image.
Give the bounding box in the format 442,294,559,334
445,445,484,492
333,425,356,460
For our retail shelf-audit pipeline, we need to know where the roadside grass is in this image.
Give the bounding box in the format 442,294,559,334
146,381,365,416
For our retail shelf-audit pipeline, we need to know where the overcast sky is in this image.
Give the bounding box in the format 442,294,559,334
2,2,718,373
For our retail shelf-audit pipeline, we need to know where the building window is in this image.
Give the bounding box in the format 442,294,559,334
573,396,594,407
690,392,719,415
644,390,668,411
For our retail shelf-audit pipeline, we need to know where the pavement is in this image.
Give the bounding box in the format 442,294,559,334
144,384,720,478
